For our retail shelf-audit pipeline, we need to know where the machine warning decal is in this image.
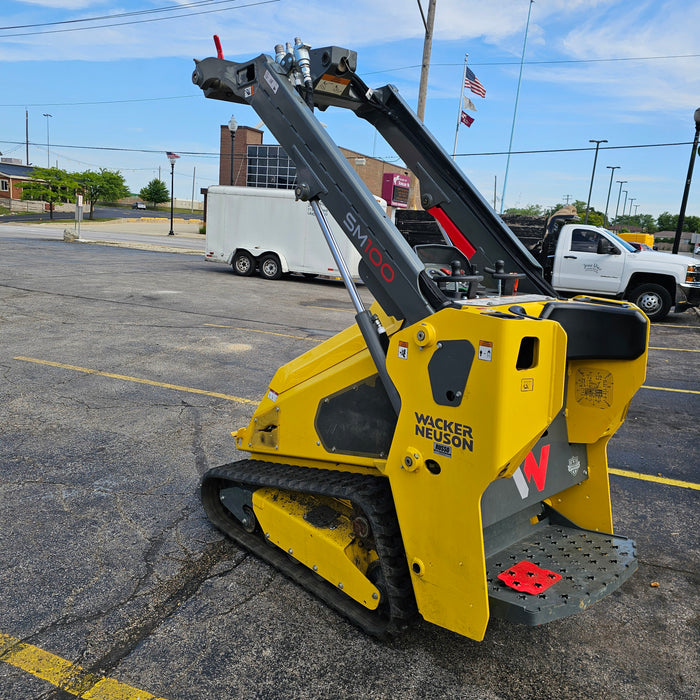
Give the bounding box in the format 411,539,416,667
267,389,278,402
478,340,493,361
244,86,255,99
414,412,473,452
398,340,408,359
263,69,279,94
317,74,351,96
521,378,534,391
574,368,613,408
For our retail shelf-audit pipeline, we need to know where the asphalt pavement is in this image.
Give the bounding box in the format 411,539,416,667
0,229,698,700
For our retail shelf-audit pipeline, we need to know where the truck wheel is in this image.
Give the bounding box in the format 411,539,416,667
628,283,671,321
259,254,282,280
232,251,255,276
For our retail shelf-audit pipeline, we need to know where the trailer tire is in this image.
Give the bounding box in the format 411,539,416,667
259,254,283,280
627,283,671,322
232,251,255,276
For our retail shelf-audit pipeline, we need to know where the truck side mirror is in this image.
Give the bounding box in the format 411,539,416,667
597,238,620,255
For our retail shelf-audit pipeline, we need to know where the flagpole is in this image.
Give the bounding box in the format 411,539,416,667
452,53,469,160
500,0,534,214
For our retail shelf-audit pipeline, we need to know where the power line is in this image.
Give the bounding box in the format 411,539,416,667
456,141,694,157
0,96,197,109
363,53,700,75
2,139,692,159
0,0,238,31
0,0,279,38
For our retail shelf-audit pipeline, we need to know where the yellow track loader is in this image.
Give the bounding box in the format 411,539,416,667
192,38,648,641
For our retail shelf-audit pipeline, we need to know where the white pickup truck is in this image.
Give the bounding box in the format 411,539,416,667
536,215,700,321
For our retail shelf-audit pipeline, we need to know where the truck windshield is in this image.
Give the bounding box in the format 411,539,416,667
604,229,637,253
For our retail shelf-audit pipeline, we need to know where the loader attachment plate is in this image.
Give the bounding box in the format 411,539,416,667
486,508,637,626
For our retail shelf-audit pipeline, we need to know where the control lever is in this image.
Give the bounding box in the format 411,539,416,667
434,260,483,300
484,259,526,296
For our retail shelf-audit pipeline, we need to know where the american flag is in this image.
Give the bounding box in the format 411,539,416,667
464,68,486,98
460,111,475,127
166,151,180,159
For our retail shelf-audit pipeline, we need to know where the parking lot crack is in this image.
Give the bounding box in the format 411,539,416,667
81,537,237,680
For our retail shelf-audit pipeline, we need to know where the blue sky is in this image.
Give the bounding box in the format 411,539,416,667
1,0,699,219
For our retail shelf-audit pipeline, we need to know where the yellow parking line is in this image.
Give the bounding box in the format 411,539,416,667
13,356,258,405
0,633,167,699
609,468,699,491
641,384,700,395
649,346,699,352
204,323,322,342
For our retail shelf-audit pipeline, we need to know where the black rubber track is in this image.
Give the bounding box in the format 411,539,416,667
201,460,418,637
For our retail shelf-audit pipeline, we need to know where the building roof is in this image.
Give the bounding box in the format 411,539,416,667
0,162,36,179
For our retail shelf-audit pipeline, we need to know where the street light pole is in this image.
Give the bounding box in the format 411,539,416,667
673,107,700,255
604,165,620,225
621,190,629,229
585,139,607,223
627,198,636,228
167,152,180,236
614,180,627,230
228,115,238,186
42,113,52,168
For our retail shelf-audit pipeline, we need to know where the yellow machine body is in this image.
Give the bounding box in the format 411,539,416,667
234,297,648,640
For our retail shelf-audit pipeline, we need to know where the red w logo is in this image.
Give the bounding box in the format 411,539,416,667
523,445,550,491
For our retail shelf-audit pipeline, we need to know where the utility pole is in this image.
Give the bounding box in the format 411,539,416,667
604,166,620,225
584,139,607,223
673,108,700,254
42,113,52,168
614,180,627,231
563,194,572,205
408,0,436,210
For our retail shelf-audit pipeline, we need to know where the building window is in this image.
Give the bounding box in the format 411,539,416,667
246,144,296,189
0,180,9,192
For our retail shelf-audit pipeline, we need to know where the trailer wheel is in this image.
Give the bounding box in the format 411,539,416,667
627,283,671,321
259,254,283,280
232,251,255,276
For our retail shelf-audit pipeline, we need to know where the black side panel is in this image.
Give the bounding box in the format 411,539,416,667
541,300,648,360
315,375,397,457
427,339,475,407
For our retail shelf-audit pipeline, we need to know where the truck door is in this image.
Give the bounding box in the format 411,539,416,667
554,228,625,294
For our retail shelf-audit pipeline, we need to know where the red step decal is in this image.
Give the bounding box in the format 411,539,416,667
497,560,562,595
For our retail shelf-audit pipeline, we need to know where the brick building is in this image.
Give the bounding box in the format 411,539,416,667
203,123,413,219
0,160,35,205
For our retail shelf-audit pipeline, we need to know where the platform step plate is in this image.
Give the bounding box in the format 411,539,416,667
486,520,637,626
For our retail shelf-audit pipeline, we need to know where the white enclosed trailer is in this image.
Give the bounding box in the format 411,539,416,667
204,186,368,280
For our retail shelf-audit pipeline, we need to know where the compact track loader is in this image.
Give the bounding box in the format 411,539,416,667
192,38,649,641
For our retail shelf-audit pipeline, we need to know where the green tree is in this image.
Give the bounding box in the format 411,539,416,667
684,215,700,233
625,214,658,233
139,179,170,208
20,167,78,219
78,168,130,219
656,211,699,233
504,204,544,216
656,211,677,231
